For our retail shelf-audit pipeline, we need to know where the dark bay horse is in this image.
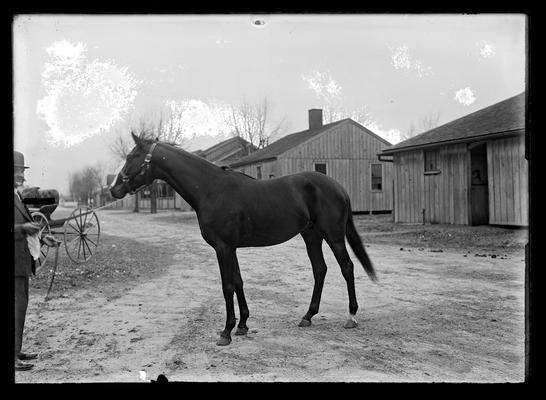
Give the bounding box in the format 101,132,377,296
110,133,378,346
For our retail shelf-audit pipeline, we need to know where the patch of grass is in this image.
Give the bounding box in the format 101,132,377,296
30,233,179,295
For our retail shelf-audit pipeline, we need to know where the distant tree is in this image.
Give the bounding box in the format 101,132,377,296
403,111,441,140
110,106,191,214
225,97,288,151
109,129,133,161
135,106,192,214
68,164,104,206
420,111,441,132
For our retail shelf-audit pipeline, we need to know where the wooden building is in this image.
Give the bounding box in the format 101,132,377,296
229,109,394,213
379,92,527,226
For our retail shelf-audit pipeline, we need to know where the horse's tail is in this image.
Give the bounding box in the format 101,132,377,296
346,206,378,282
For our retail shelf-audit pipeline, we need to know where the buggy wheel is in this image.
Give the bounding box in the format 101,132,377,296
63,206,100,263
31,211,51,268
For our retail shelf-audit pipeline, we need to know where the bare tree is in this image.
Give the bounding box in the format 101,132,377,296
127,106,192,214
420,111,441,132
109,129,133,161
109,103,191,214
226,97,288,151
404,111,442,140
68,164,104,206
109,126,141,212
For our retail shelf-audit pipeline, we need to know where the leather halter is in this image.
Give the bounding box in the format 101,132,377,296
119,142,158,194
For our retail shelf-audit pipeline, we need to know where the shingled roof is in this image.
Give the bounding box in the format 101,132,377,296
381,92,525,154
229,119,347,168
194,136,256,166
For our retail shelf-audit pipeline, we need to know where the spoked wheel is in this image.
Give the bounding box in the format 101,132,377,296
63,206,100,263
31,211,51,268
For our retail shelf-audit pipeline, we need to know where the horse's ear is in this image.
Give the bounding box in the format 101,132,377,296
131,131,142,147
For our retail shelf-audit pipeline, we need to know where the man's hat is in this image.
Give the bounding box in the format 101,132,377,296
14,151,29,169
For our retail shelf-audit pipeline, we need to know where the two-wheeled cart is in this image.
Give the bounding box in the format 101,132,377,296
22,189,101,299
24,189,101,267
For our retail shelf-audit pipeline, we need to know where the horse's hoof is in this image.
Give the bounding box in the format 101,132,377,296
343,319,358,329
234,327,249,336
298,319,312,327
216,336,232,346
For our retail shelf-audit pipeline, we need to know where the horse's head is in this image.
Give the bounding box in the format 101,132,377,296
110,132,158,199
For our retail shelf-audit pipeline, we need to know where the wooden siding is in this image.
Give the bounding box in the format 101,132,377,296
394,150,423,223
487,135,528,226
280,122,393,212
393,135,527,226
394,143,470,224
240,160,281,180
234,122,394,212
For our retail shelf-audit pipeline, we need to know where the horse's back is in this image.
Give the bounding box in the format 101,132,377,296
287,171,349,200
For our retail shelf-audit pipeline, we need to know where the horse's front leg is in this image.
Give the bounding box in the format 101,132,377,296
233,253,250,336
215,245,237,346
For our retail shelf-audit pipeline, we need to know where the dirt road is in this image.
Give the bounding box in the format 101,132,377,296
16,209,526,383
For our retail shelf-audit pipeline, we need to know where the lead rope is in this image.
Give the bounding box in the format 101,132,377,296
87,193,140,212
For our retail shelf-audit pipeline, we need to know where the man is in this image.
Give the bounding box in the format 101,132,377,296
13,150,40,372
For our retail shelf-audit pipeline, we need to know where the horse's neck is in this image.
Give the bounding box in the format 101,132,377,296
152,144,222,210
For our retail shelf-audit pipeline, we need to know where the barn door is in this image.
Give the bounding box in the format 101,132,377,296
470,143,489,225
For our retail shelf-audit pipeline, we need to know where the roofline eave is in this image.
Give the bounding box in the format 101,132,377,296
229,156,278,168
380,128,524,155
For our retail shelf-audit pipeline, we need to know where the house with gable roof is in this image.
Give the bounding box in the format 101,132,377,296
229,109,394,213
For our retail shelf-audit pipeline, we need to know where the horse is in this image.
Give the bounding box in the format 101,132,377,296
110,133,378,346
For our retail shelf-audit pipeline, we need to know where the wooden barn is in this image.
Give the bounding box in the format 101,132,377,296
379,92,527,226
229,109,394,213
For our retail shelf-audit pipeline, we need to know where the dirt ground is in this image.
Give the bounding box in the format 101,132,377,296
15,207,527,383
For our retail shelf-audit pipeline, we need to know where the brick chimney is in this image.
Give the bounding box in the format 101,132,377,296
308,109,323,130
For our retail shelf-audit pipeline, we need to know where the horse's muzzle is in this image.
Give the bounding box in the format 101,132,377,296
109,184,126,199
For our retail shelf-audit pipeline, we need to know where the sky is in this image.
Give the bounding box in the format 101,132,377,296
12,14,527,196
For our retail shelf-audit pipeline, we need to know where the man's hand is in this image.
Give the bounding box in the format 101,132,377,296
41,234,61,247
22,222,41,235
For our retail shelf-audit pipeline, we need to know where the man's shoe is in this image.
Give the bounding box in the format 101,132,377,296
18,352,38,360
15,360,34,371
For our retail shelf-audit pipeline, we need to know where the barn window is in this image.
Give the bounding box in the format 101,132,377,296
371,164,383,191
256,166,262,179
424,149,440,173
314,163,327,175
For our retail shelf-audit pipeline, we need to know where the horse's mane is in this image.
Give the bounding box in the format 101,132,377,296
221,166,257,180
145,138,256,180
140,137,179,147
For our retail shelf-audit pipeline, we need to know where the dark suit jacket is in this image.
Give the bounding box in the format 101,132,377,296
14,193,36,276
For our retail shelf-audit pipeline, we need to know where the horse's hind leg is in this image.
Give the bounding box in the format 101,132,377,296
233,255,250,336
215,245,238,346
327,239,359,329
298,228,327,327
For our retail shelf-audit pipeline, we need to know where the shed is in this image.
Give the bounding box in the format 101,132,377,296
379,92,527,226
229,109,394,213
